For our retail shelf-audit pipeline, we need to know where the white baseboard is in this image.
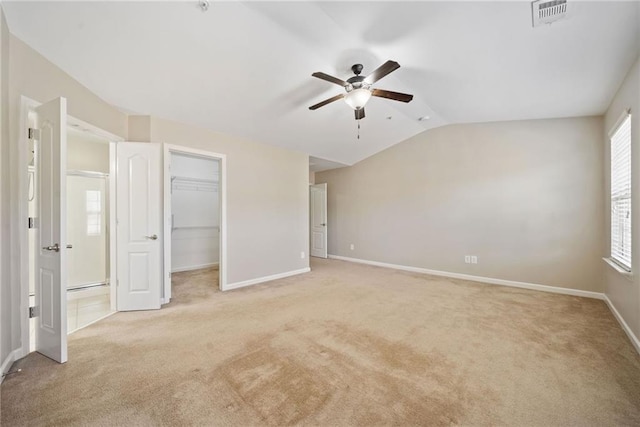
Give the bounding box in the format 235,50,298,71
224,267,311,291
328,255,605,300
171,262,219,273
603,295,640,355
1,349,22,385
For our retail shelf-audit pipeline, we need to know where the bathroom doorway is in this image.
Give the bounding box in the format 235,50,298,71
28,123,115,351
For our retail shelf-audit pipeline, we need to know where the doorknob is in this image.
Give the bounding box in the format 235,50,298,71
42,243,60,252
146,234,158,240
321,223,326,226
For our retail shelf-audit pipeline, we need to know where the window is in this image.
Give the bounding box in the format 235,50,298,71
86,190,102,236
610,113,632,271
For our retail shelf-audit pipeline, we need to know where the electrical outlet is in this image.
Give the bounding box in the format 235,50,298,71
471,256,478,264
300,251,305,259
350,244,355,251
464,255,471,263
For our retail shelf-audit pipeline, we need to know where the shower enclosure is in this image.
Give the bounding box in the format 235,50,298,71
66,172,108,290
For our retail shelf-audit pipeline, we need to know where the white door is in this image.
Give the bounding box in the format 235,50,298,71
116,142,162,311
310,183,328,258
34,97,68,363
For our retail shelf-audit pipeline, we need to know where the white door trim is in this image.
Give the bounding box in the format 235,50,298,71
109,142,117,311
18,96,123,357
163,144,227,298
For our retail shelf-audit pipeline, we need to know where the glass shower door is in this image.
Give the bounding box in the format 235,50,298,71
67,174,107,289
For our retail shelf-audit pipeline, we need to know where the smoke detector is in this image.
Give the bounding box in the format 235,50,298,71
531,0,568,27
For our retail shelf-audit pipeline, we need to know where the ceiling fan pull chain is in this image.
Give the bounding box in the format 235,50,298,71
357,122,360,140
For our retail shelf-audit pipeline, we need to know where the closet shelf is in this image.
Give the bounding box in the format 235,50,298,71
172,225,219,231
171,175,218,185
171,175,218,193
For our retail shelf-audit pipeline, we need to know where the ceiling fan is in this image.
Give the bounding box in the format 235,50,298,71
309,60,413,120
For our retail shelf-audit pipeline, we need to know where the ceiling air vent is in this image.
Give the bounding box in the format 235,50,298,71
531,0,568,27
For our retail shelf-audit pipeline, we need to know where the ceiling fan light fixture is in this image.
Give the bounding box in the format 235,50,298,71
344,88,372,110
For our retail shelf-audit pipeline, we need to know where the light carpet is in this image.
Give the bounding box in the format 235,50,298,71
2,258,640,425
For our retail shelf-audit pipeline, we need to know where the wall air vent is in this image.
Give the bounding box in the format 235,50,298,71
532,0,568,27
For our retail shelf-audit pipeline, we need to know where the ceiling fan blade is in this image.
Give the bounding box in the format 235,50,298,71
312,72,348,87
309,94,345,110
372,88,414,103
355,108,365,120
364,60,400,84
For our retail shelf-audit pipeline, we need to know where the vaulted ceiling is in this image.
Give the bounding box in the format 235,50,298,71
3,1,639,169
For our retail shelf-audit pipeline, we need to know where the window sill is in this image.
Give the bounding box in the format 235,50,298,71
603,257,633,281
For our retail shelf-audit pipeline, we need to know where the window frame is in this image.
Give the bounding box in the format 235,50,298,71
608,109,632,273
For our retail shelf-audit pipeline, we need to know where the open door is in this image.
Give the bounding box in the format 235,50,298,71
310,183,328,258
34,97,68,363
116,142,162,311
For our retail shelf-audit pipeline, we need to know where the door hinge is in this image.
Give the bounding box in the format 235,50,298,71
28,128,40,140
29,306,38,318
28,217,36,229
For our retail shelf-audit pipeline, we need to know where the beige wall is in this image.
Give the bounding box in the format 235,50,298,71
604,56,640,338
128,115,151,143
9,36,127,139
148,117,310,285
67,130,109,173
0,7,11,368
317,117,605,292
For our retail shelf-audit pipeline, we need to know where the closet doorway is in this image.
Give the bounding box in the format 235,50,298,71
163,145,227,301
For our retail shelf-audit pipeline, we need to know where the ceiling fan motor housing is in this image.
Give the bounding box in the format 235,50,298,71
346,64,368,92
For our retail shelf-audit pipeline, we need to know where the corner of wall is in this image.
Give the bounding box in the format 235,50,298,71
127,115,151,142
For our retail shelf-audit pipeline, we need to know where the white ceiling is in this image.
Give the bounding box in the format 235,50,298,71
3,1,639,170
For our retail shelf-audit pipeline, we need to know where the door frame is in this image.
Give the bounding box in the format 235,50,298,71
163,144,227,297
18,96,123,357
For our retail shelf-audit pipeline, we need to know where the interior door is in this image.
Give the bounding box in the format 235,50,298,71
35,97,68,363
310,183,328,258
116,142,162,311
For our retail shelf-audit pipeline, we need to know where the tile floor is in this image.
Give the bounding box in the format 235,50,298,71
29,285,113,351
67,286,112,333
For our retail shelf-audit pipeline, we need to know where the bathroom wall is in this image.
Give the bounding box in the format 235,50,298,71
67,127,109,173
